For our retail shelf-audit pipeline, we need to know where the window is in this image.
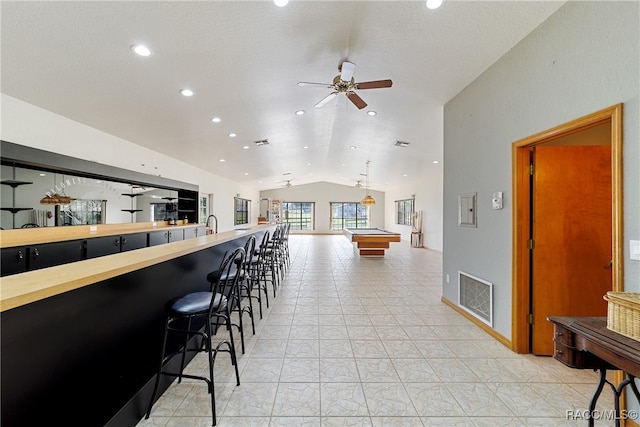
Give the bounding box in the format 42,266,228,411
234,197,250,225
151,202,178,221
330,202,369,230
281,202,314,230
56,199,105,226
396,198,414,226
199,194,211,224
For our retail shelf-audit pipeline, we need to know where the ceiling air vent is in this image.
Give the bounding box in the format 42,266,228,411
394,140,410,148
254,139,270,146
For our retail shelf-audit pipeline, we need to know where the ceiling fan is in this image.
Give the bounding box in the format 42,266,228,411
355,179,370,189
298,61,392,110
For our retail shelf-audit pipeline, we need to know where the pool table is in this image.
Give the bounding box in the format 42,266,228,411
343,228,402,256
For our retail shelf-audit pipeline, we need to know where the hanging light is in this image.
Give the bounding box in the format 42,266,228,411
361,161,376,206
40,194,72,205
40,173,72,205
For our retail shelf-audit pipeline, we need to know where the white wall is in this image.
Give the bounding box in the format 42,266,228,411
442,1,640,343
0,94,260,231
260,181,385,234
385,169,443,251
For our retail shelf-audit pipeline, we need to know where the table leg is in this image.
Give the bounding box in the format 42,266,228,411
612,374,640,426
628,374,640,404
588,368,608,427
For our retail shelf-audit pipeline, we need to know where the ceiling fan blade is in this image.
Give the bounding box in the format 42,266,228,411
340,61,356,82
314,92,338,108
347,92,367,110
298,81,333,87
355,79,393,90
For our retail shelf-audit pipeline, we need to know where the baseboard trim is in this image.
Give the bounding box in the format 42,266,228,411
440,296,513,351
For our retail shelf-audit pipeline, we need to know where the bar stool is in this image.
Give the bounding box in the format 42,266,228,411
206,242,253,354
251,230,271,318
280,222,291,270
258,228,280,299
145,247,244,426
238,235,258,330
262,226,283,297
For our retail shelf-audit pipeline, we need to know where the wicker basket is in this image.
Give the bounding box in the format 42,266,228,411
604,292,640,341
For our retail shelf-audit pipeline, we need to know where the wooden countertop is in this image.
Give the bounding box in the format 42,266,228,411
0,225,272,312
0,221,202,248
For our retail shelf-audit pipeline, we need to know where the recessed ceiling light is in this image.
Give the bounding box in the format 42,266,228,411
307,163,311,166
131,44,153,57
433,160,440,164
403,174,408,177
39,173,46,176
295,110,305,115
274,0,289,6
242,145,250,150
367,111,377,116
349,145,357,150
211,117,221,123
219,159,226,162
303,146,309,149
179,89,194,97
426,0,444,9
244,172,249,176
228,133,237,138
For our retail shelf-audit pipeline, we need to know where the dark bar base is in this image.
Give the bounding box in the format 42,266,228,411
1,230,267,427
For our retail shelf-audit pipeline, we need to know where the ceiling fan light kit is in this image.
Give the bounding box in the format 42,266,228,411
298,61,392,110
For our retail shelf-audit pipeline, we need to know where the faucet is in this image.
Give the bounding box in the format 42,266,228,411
206,214,218,234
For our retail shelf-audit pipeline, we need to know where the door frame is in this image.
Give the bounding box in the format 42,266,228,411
511,103,624,354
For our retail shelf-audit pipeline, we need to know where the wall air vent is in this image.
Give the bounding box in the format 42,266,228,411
394,140,410,147
458,271,493,326
254,139,270,146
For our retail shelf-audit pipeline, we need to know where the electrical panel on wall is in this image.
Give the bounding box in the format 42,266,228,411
458,193,477,227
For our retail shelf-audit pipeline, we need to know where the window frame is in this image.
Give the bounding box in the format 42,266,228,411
281,201,315,231
55,199,106,226
199,194,212,225
234,197,250,226
395,198,414,226
329,202,370,230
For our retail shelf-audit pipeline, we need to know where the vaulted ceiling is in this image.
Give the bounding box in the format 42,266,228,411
1,1,564,191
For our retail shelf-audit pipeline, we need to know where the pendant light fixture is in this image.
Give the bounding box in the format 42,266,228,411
40,173,72,205
361,161,376,206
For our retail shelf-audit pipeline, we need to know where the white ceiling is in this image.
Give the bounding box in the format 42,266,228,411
1,1,563,191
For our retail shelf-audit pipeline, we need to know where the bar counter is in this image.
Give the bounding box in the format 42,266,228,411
1,224,273,427
1,224,262,311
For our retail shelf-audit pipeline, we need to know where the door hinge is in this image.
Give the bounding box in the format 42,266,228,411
527,239,535,250
529,164,535,175
528,313,534,324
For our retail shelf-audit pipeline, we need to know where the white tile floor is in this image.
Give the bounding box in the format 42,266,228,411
138,234,616,427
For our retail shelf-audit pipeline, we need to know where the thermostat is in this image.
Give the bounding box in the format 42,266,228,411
492,192,503,210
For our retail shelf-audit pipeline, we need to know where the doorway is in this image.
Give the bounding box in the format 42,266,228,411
511,104,624,355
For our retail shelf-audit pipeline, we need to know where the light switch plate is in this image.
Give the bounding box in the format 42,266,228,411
631,240,640,261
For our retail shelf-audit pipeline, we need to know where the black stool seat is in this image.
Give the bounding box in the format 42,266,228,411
168,291,226,315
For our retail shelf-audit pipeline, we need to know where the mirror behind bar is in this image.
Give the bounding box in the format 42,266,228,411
0,140,198,229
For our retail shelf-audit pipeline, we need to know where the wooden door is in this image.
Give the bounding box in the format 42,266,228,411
531,145,612,355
